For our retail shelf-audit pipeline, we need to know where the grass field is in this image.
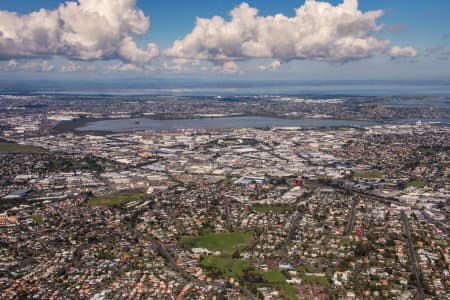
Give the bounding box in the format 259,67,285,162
88,193,144,207
353,170,385,179
31,215,44,224
417,147,437,155
253,205,295,213
263,271,298,300
301,275,330,288
0,142,45,154
263,270,288,283
406,180,427,189
296,265,331,288
200,256,253,278
181,231,254,254
295,265,309,273
187,232,256,288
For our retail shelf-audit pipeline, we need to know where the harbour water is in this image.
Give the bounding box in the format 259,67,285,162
76,116,450,132
77,116,379,132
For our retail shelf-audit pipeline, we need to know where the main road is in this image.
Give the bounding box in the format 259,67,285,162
401,211,425,300
344,196,357,236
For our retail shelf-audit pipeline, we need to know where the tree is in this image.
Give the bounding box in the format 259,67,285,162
355,241,373,257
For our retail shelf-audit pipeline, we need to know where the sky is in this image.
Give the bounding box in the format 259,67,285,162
0,0,449,81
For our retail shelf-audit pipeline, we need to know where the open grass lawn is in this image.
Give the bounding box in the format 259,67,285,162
417,147,437,155
88,193,145,207
296,265,331,288
263,271,299,300
301,275,331,288
200,256,253,279
263,270,287,283
0,142,46,154
187,232,257,295
72,158,103,171
353,170,385,179
181,231,254,254
31,215,44,224
406,180,427,189
253,205,295,213
295,265,309,274
276,283,299,300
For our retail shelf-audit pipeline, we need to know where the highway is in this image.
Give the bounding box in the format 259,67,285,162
305,178,399,205
401,211,425,300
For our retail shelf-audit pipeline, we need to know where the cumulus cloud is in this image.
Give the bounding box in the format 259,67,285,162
110,62,158,73
161,58,202,72
165,0,398,63
221,61,240,74
258,60,281,71
61,61,100,72
0,0,159,64
387,46,419,59
60,61,82,72
111,63,143,72
2,59,54,72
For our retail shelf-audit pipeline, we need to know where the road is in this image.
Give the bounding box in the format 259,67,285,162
280,212,302,261
401,211,425,300
224,200,231,232
306,179,399,206
344,196,357,236
310,178,450,223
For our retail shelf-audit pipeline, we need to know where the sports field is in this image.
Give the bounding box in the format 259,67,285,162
0,142,46,154
88,193,144,207
200,256,253,278
181,231,254,254
263,271,299,300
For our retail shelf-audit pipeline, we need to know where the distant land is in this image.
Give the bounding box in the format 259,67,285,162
1,79,450,96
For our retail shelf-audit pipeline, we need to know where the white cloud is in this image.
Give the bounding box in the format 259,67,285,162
111,63,142,72
0,0,159,64
110,62,157,73
119,37,159,65
7,59,17,70
60,62,81,72
214,61,240,74
222,61,240,74
60,61,99,72
161,58,202,72
173,58,201,67
165,0,398,63
258,60,281,71
2,59,54,72
162,61,182,72
387,46,419,59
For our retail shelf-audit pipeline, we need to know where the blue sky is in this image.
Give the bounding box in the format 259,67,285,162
0,0,449,80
